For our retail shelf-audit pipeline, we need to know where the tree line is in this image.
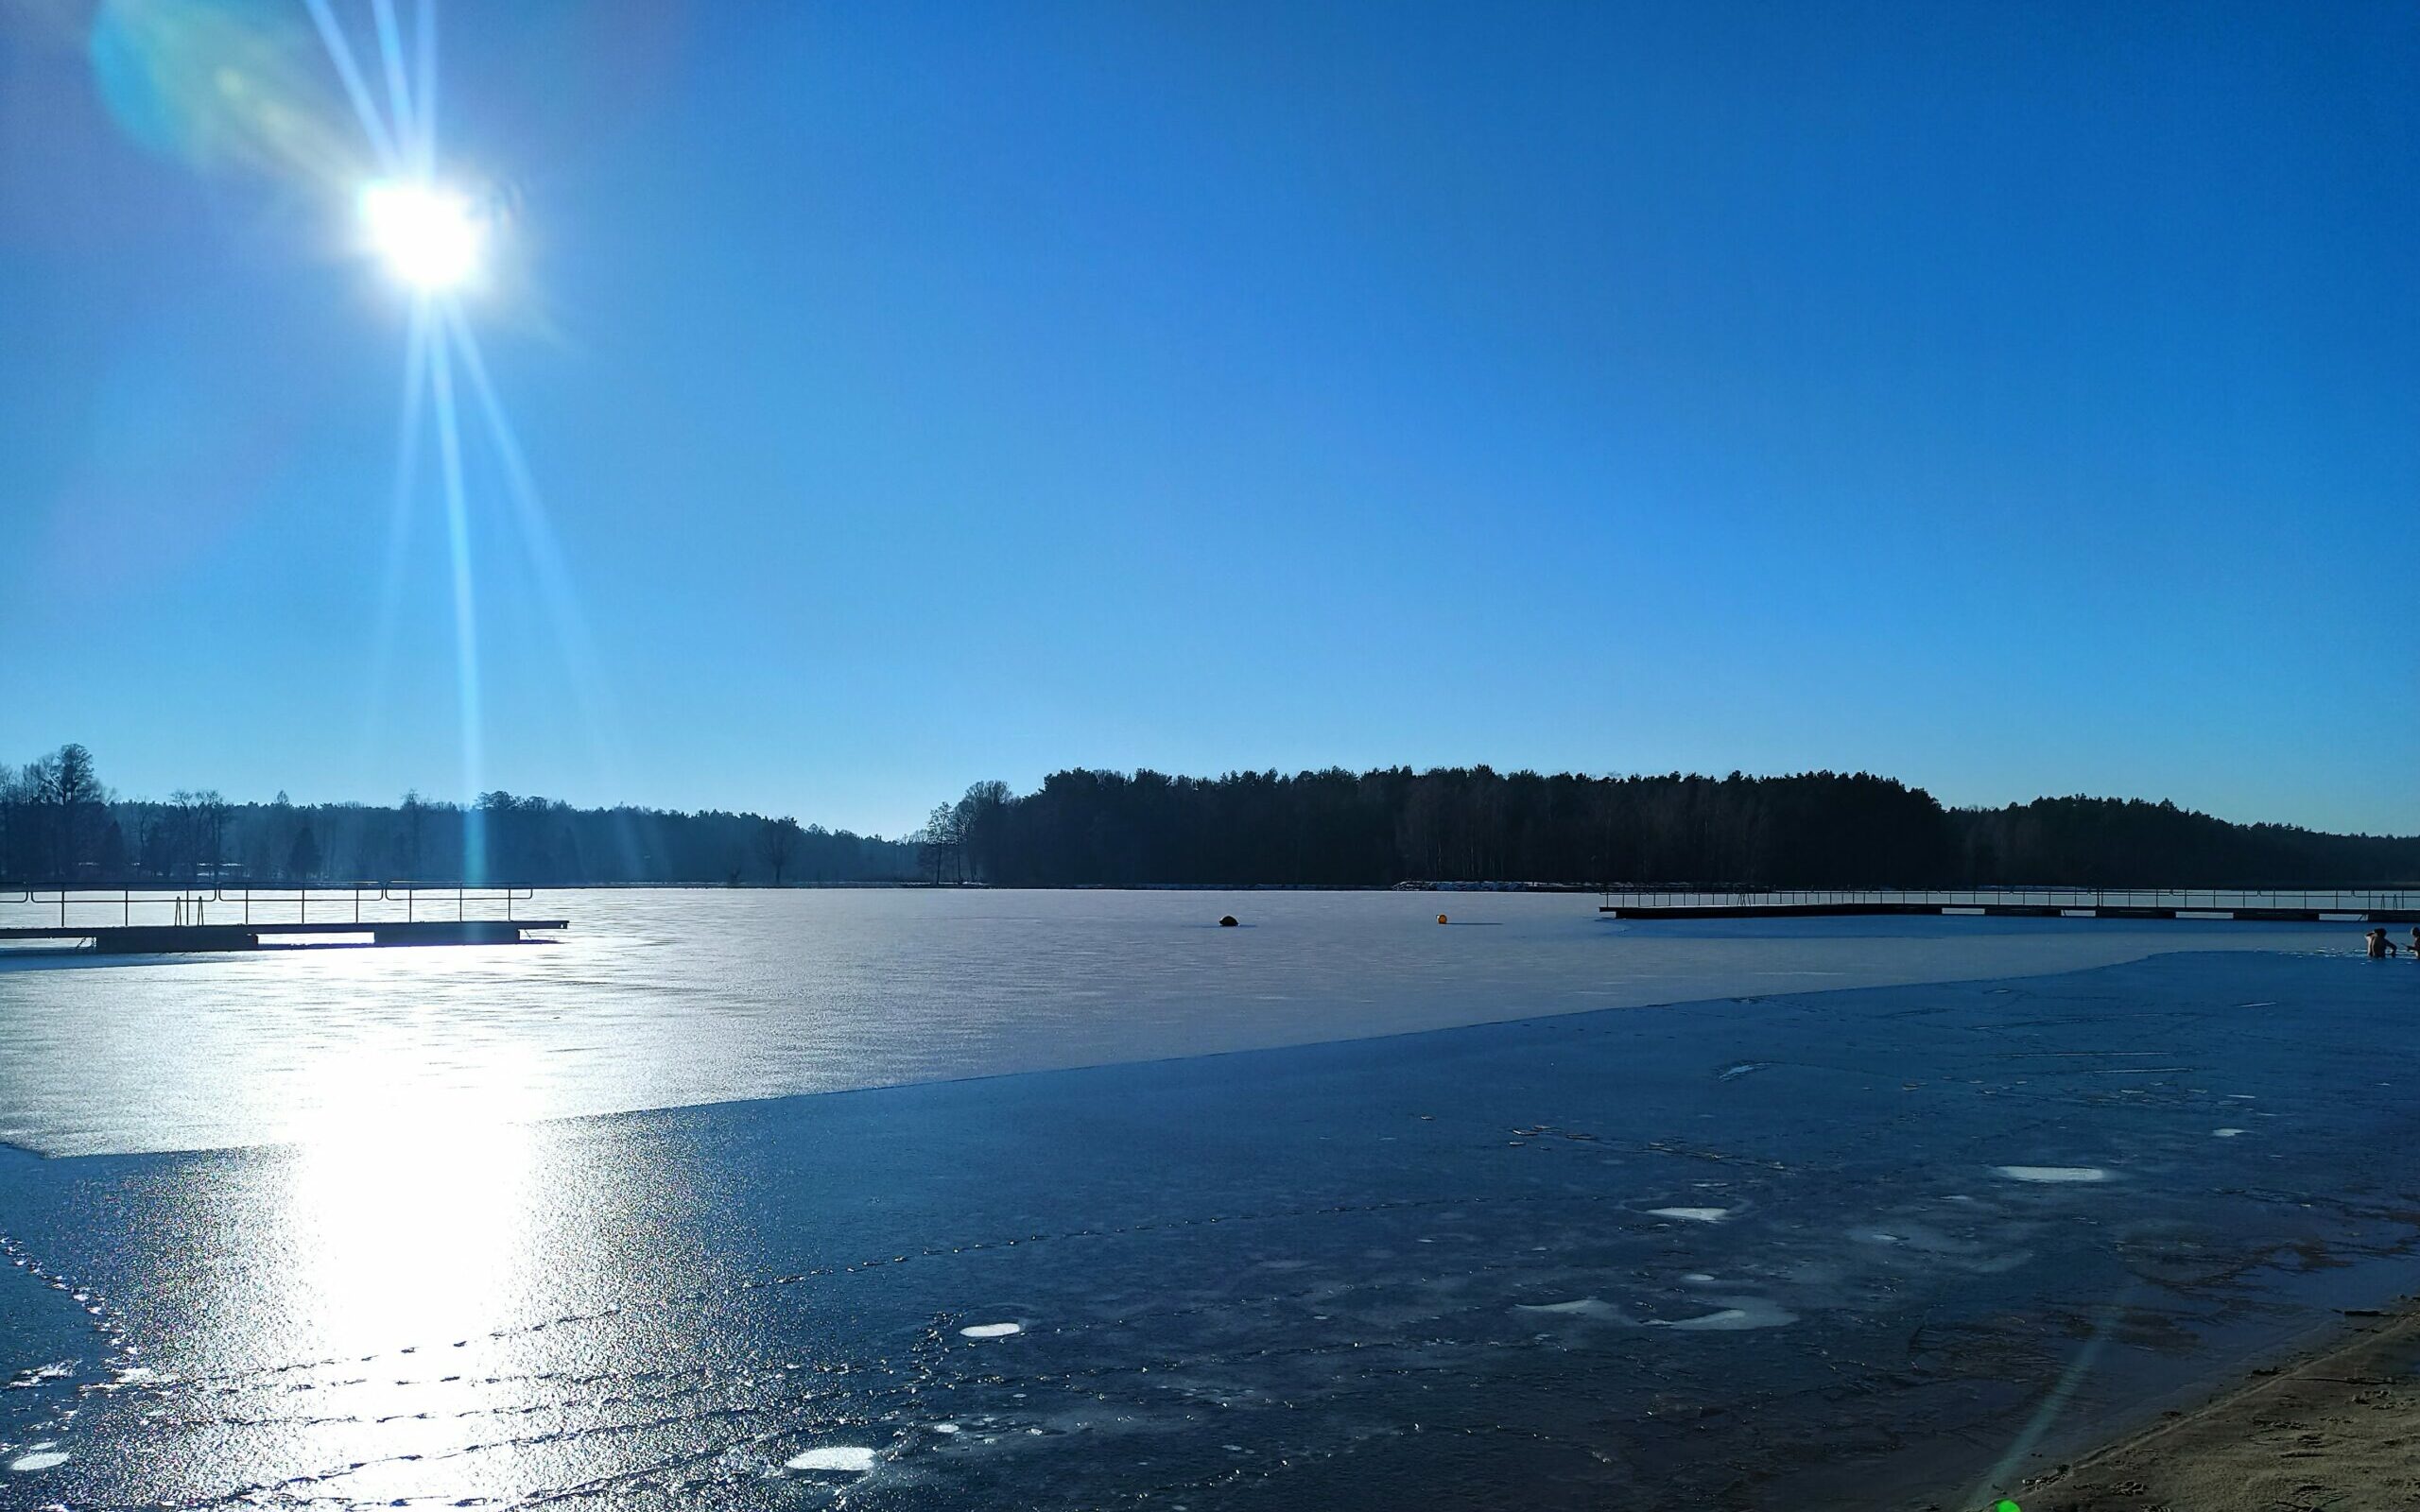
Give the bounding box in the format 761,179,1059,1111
11,746,2409,891
1,745,917,887
922,766,2420,889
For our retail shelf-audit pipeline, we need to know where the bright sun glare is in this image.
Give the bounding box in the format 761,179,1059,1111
360,180,482,291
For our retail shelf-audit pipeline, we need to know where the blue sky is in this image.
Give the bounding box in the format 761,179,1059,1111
2,0,2413,836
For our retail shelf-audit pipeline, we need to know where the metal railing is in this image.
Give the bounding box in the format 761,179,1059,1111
1599,886,2420,913
1,885,539,931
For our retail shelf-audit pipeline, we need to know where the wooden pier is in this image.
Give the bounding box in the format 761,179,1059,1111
1599,887,2420,924
0,887,567,954
0,919,568,954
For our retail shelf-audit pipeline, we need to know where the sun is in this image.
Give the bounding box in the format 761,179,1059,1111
360,180,483,292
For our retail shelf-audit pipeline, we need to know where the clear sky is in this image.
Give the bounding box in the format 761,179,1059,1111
3,0,2413,837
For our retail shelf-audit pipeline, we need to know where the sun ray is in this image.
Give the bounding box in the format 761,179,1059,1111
444,307,631,793
370,0,417,161
303,0,402,174
414,0,440,175
429,315,488,881
360,299,435,766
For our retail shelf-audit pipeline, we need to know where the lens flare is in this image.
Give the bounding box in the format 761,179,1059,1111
359,180,480,290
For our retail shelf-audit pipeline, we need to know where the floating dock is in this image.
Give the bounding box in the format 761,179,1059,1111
0,919,569,954
0,887,566,954
1599,888,2419,924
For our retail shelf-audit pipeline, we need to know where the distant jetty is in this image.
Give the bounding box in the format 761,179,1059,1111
1599,886,2420,924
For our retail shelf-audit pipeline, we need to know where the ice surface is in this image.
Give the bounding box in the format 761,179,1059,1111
959,1321,1023,1337
1647,1207,1731,1222
1994,1166,2111,1182
0,890,2356,1156
9,1450,68,1471
0,919,2411,1512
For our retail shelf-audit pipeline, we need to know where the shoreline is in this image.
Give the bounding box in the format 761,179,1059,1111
1990,1297,2420,1511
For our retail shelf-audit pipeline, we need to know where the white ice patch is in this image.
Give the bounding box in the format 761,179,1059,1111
9,1450,69,1471
1647,1207,1730,1223
786,1446,878,1472
1650,1297,1796,1332
959,1321,1023,1338
1994,1165,2109,1183
933,1422,961,1435
1518,1297,1620,1318
2213,1128,2248,1138
1517,1295,1793,1331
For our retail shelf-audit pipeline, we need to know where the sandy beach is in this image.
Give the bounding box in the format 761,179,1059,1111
2007,1299,2420,1511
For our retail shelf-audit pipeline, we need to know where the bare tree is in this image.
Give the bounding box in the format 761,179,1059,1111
757,816,803,885
953,781,1011,884
399,790,425,880
41,744,104,882
286,824,322,882
916,801,968,885
196,791,230,884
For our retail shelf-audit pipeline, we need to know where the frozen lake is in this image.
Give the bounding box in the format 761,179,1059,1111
0,893,2412,1509
0,887,2363,1156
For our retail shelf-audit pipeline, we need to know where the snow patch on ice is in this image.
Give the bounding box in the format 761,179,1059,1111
1518,1297,1621,1318
1650,1297,1796,1332
786,1446,878,1472
1517,1295,1794,1331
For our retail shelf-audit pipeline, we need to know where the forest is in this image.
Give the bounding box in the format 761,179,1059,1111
925,766,2420,890
0,745,916,887
8,745,2412,890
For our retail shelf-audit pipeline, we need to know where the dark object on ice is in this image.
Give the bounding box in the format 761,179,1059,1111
1219,915,1239,928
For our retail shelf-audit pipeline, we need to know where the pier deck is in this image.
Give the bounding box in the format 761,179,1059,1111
0,886,567,954
0,919,569,953
1599,888,2419,924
